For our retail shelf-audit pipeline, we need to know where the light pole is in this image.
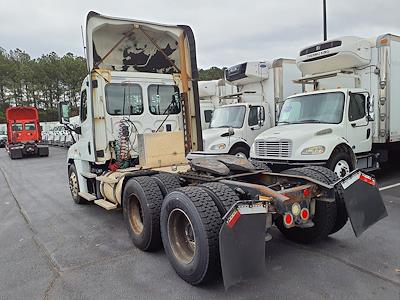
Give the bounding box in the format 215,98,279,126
323,0,327,41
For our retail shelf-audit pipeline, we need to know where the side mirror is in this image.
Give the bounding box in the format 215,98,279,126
58,101,70,124
367,95,375,121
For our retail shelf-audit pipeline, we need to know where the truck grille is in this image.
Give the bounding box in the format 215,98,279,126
255,140,292,158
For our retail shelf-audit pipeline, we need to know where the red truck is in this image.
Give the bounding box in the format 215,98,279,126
6,106,49,159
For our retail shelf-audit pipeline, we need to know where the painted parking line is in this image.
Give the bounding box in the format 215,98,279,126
379,182,400,191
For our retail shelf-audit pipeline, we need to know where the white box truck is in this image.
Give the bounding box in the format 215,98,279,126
198,59,302,158
198,79,237,129
251,34,400,177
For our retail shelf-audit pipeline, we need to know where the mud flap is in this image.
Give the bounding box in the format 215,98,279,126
340,172,388,237
219,205,266,289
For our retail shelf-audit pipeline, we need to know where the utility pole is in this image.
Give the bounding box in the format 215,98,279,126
323,0,327,41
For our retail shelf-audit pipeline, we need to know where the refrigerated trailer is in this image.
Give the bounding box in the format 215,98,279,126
58,12,387,288
251,34,400,178
5,106,49,159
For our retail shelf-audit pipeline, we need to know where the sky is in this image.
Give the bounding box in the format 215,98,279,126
0,0,399,69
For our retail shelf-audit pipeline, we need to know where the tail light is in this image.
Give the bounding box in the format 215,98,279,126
301,208,309,220
283,213,293,227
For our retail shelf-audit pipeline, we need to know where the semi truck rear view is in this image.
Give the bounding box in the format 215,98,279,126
58,12,388,289
5,106,49,159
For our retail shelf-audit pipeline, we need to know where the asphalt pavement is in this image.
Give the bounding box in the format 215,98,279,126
0,147,399,300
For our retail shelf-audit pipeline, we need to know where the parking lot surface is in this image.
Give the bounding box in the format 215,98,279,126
0,147,399,299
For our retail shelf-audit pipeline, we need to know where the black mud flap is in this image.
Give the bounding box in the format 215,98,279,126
219,204,266,289
340,171,388,237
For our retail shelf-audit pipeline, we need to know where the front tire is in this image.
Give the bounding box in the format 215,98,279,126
327,149,354,178
229,145,249,158
161,187,222,285
68,164,86,204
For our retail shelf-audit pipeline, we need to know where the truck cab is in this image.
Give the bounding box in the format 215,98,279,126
202,102,267,157
198,60,302,158
251,88,372,177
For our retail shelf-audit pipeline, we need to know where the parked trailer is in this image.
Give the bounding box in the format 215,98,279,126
58,12,387,288
5,106,49,159
251,34,400,178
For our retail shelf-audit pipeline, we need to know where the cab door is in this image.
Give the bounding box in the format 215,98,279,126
245,105,266,146
346,93,372,153
76,78,96,162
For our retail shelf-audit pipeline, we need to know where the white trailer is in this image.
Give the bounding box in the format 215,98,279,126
198,59,302,157
251,34,400,177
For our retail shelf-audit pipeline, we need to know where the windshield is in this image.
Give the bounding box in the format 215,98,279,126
278,92,345,125
210,106,246,128
12,123,23,131
25,123,36,130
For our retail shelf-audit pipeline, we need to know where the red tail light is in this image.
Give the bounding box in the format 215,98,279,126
303,188,311,197
301,208,309,220
284,213,293,226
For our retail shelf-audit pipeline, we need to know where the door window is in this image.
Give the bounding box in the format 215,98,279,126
348,94,366,121
80,89,88,122
204,110,213,123
248,106,262,126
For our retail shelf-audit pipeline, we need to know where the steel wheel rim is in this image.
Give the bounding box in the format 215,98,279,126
129,196,144,235
235,152,247,158
69,172,79,197
334,159,350,178
167,208,196,264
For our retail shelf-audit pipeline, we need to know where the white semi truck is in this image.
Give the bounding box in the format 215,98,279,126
58,12,387,288
199,60,302,158
198,79,237,129
251,34,400,177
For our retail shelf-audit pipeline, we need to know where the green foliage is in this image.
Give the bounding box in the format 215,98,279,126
198,66,225,81
0,48,87,122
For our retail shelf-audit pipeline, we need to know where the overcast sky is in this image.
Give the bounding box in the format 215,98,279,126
0,0,399,68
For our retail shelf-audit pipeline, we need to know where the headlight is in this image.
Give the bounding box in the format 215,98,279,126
301,145,325,155
210,143,226,150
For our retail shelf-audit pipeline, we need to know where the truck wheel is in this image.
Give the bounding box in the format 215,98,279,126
327,150,354,178
276,167,337,243
303,166,348,234
152,173,181,197
200,182,239,216
68,164,87,204
122,176,163,251
161,186,222,285
229,145,249,158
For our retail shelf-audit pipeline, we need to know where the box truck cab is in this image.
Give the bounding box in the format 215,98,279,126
251,34,400,177
199,60,302,158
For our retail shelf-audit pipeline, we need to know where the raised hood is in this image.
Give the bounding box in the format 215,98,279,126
86,11,185,73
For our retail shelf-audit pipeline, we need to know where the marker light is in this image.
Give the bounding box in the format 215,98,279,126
303,188,311,197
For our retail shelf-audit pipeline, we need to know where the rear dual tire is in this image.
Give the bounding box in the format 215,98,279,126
161,186,222,285
276,167,338,244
